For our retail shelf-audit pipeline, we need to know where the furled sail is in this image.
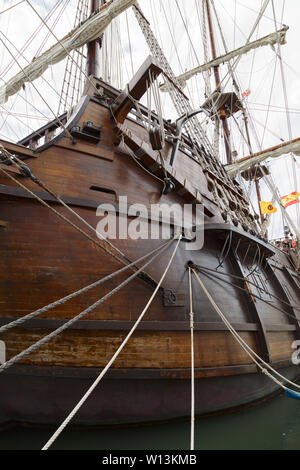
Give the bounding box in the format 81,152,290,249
225,136,300,177
161,26,288,91
0,0,136,104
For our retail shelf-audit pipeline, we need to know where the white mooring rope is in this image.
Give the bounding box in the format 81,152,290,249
188,267,195,451
0,238,176,373
191,269,300,393
41,234,182,450
0,239,171,334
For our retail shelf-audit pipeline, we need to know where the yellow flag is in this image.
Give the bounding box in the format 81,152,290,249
259,201,277,214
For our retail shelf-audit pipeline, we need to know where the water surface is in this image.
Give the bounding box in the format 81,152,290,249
1,390,300,450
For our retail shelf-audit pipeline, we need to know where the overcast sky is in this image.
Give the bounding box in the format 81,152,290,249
0,0,299,238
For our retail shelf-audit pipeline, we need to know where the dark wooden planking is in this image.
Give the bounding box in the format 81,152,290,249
2,328,258,369
229,248,271,362
267,331,296,361
264,261,300,337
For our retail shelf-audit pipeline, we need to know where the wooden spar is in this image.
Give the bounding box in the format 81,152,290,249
255,177,265,225
169,26,288,87
111,56,163,123
242,110,265,225
242,110,253,155
230,136,300,166
227,134,300,235
205,1,220,92
205,0,232,164
0,139,38,158
87,0,100,76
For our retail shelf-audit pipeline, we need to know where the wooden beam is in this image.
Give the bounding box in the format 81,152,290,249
233,136,300,165
264,261,300,339
0,316,295,332
111,55,162,123
0,139,38,158
282,266,300,295
0,317,260,332
0,163,22,175
230,248,272,363
116,123,216,217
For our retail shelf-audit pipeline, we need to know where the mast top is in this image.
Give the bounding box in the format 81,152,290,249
87,0,100,76
205,0,232,164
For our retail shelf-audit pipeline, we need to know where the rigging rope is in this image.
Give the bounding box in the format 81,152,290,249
210,0,272,94
191,268,300,393
271,0,299,230
0,103,48,141
0,236,178,374
188,267,195,451
192,264,300,323
133,1,215,160
215,0,299,240
35,0,71,59
125,10,134,77
41,234,182,450
262,168,300,239
0,161,128,266
0,151,165,292
0,238,172,334
0,0,25,16
0,0,63,79
58,0,89,114
0,34,74,143
0,27,63,102
0,0,136,120
201,0,275,171
23,0,102,111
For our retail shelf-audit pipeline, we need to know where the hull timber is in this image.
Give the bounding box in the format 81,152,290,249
0,77,299,426
1,364,299,426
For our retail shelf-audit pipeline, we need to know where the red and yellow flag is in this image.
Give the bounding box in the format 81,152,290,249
259,201,277,214
281,191,300,208
242,89,251,98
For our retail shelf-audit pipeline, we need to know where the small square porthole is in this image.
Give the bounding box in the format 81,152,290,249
0,341,5,365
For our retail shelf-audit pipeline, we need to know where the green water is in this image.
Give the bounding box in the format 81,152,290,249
1,391,300,450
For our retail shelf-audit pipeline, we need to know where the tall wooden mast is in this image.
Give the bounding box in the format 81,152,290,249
205,0,232,164
205,0,265,226
242,110,265,225
86,0,100,76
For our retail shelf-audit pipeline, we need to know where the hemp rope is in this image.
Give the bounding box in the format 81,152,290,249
0,237,176,373
41,234,182,450
192,268,300,392
0,238,172,334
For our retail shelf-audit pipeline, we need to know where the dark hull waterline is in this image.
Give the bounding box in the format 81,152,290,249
0,364,299,427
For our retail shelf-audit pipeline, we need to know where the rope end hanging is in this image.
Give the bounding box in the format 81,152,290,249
285,388,300,401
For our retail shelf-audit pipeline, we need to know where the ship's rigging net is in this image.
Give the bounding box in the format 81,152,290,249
161,26,289,90
132,1,215,158
57,0,90,114
0,0,137,104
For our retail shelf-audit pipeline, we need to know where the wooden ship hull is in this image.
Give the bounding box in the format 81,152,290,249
0,73,299,427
